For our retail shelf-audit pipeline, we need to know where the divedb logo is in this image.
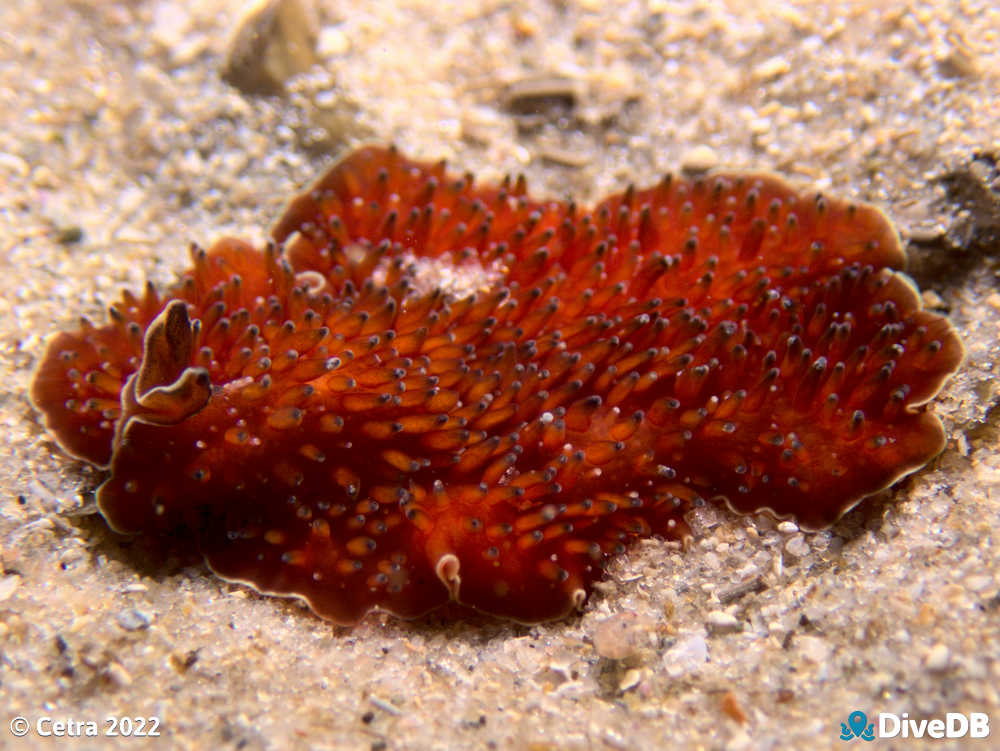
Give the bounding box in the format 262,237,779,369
840,710,990,741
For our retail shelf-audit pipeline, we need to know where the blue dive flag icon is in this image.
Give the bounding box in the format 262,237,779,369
840,711,875,741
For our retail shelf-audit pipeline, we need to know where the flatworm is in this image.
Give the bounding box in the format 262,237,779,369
30,146,962,624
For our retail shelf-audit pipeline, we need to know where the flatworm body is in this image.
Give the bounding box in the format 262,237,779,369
31,146,962,623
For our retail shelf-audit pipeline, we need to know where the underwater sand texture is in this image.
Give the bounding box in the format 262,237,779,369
2,1,998,749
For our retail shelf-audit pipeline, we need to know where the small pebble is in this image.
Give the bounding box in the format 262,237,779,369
777,521,799,534
925,643,951,671
55,226,84,245
221,0,320,95
104,662,133,688
753,55,791,80
170,649,199,673
117,608,151,631
681,144,719,173
318,26,350,56
921,290,946,309
502,75,580,117
937,41,980,79
706,610,741,632
618,668,642,692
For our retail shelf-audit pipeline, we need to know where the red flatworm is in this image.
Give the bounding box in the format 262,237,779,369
31,146,962,623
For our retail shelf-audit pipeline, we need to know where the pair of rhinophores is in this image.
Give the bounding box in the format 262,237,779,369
31,146,963,624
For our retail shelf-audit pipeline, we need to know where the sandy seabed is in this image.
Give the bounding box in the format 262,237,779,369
1,1,998,749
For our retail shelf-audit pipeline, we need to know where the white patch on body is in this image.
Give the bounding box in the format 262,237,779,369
372,250,506,299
